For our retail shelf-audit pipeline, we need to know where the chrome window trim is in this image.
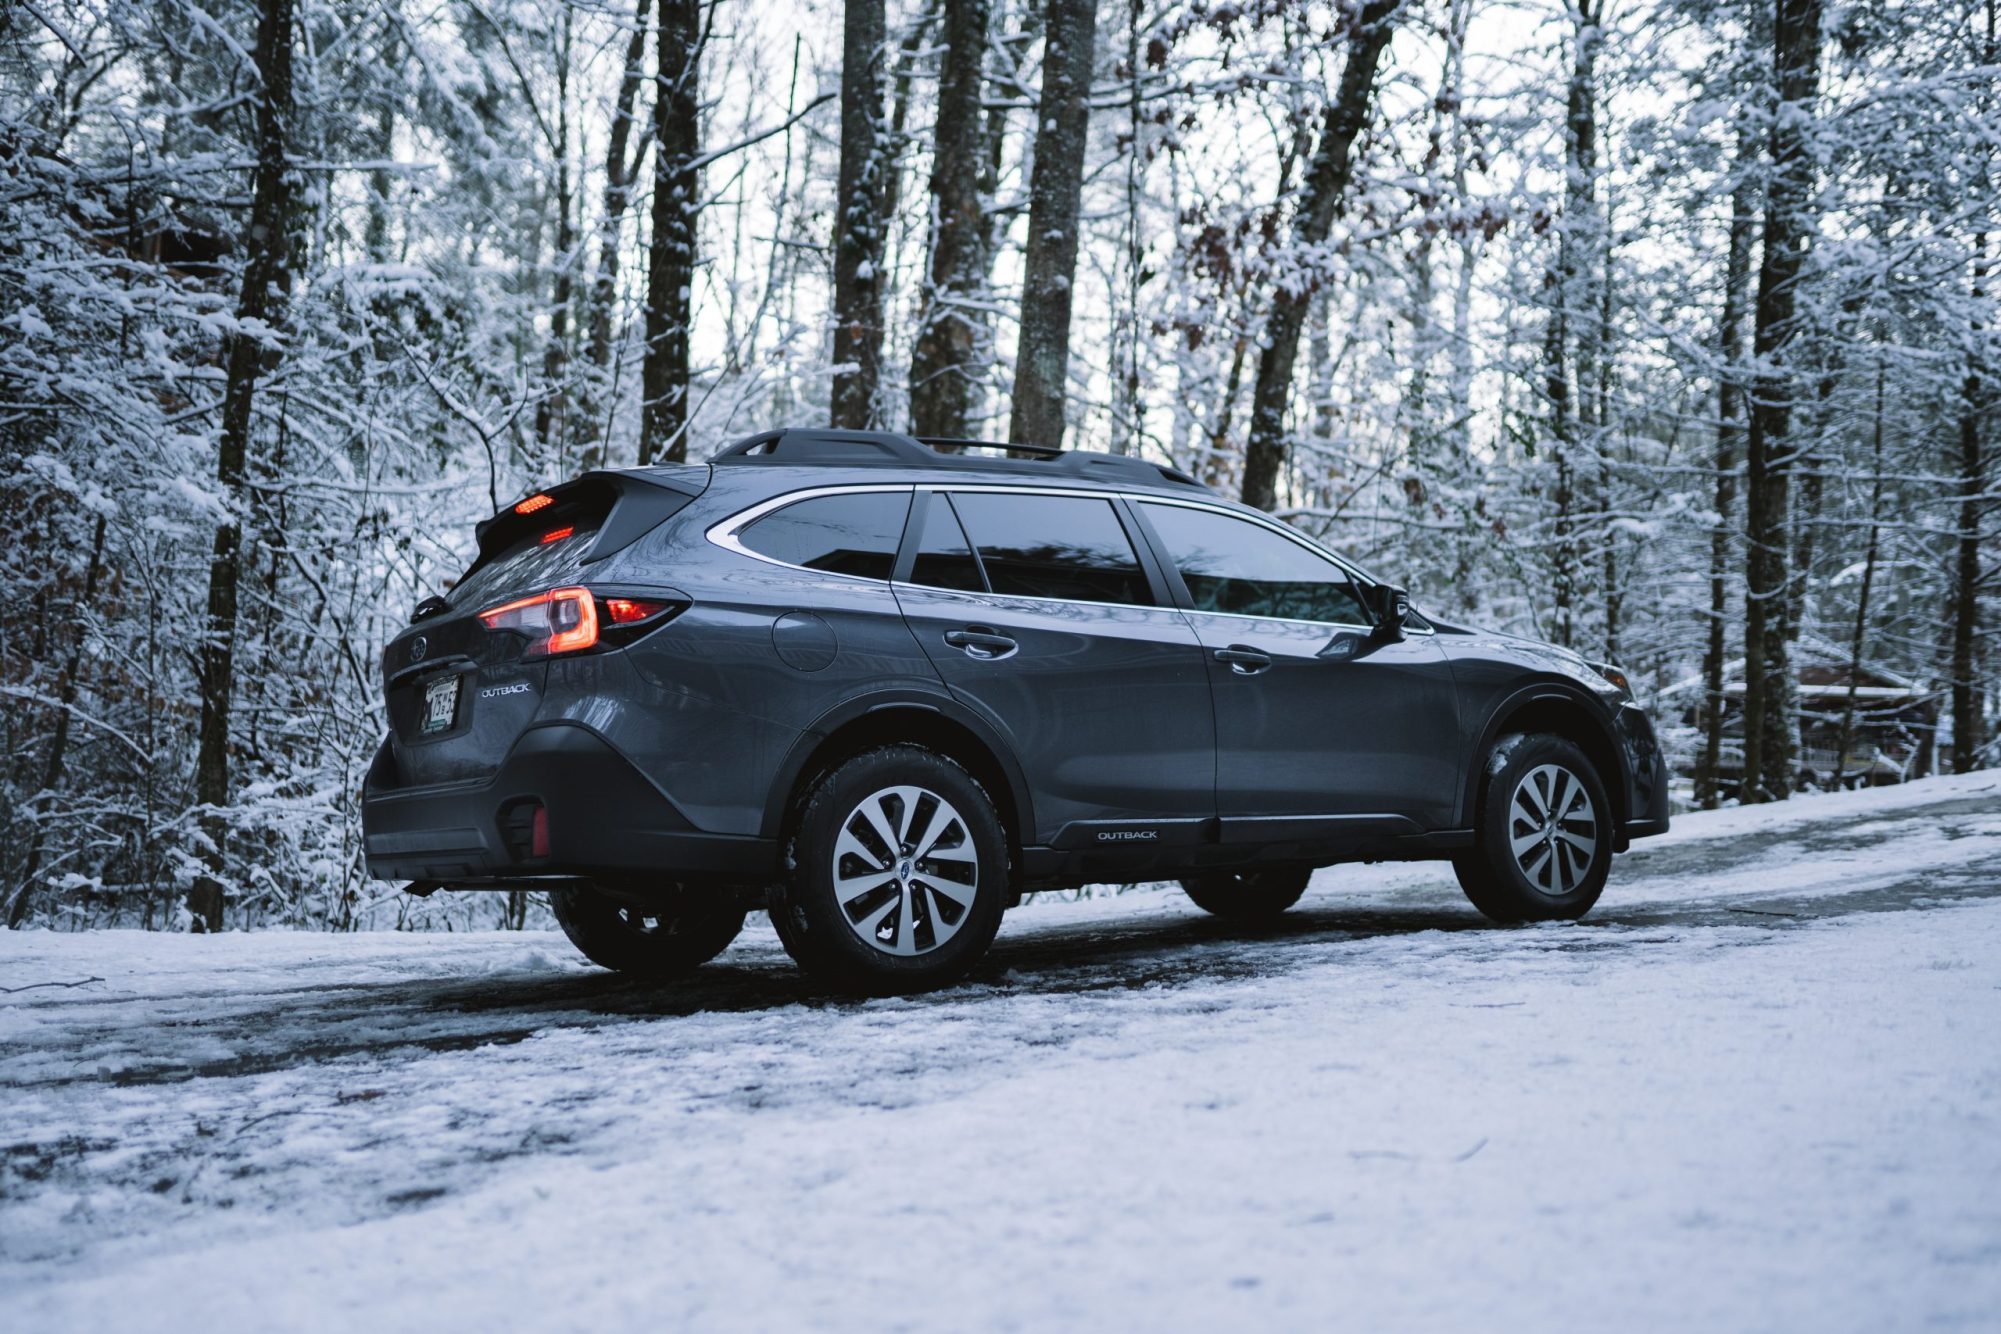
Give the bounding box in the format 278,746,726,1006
706,483,917,585
705,479,1433,635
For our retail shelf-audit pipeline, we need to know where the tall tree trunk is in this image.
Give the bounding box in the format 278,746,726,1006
830,0,888,429
1694,157,1758,809
1538,1,1601,649
1239,0,1398,510
190,0,295,932
1952,240,1990,772
1950,0,1996,773
641,0,702,463
909,0,993,438
1740,0,1823,804
582,0,654,467
1835,356,1887,787
1008,0,1101,449
535,8,576,456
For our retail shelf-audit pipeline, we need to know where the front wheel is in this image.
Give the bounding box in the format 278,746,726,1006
1180,867,1310,921
770,745,1008,995
1454,733,1612,923
549,882,746,976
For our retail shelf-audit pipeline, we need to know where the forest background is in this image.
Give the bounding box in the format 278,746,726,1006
1,0,1993,930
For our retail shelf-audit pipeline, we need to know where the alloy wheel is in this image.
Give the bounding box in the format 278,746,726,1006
831,785,980,957
1507,762,1599,896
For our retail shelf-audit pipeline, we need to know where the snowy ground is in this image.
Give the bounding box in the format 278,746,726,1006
4,773,2000,1332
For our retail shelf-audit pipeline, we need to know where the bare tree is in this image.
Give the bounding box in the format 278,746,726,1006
641,0,703,463
1538,0,1603,648
831,0,889,428
1694,149,1759,809
582,0,655,466
1008,0,1100,449
1740,0,1823,804
1949,0,1996,772
190,0,297,931
909,0,992,438
1239,0,1399,511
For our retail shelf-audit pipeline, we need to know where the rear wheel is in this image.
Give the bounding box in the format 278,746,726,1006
1180,868,1310,921
1454,733,1612,923
549,882,745,976
770,745,1007,995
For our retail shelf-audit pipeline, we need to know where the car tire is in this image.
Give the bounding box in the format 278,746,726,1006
1180,868,1310,921
1454,732,1613,924
549,882,746,976
771,745,1007,995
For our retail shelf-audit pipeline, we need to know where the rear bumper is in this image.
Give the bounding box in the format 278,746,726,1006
362,722,777,886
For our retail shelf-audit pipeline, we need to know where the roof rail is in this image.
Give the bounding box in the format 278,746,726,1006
913,435,1063,459
710,428,1205,490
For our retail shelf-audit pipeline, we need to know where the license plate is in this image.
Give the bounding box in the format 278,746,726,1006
421,673,461,735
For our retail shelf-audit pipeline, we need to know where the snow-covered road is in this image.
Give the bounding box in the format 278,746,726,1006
5,773,2000,1332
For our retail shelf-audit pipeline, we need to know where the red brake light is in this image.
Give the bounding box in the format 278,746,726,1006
478,587,598,657
514,493,554,515
530,805,550,858
539,525,575,545
605,597,670,624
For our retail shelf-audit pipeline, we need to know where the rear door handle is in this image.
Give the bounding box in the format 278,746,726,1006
944,626,1018,660
1215,645,1272,675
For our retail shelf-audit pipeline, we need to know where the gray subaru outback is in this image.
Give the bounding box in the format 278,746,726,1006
362,429,1668,992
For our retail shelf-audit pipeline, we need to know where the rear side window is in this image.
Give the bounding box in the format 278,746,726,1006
740,490,911,580
1139,502,1369,625
949,493,1153,606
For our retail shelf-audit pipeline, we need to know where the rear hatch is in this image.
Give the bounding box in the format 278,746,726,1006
381,470,704,787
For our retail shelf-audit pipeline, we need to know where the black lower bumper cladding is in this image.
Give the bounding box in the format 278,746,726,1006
362,723,775,886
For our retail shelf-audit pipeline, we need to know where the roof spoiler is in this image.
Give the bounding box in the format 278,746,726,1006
473,468,709,569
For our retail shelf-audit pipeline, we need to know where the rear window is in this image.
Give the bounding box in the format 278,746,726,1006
740,491,912,580
449,517,604,611
949,492,1153,606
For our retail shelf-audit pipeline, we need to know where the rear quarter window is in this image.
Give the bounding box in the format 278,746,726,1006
739,491,912,580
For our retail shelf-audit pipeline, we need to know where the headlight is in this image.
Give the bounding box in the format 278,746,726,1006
1588,661,1631,695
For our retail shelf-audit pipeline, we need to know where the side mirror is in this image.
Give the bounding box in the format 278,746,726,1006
1366,584,1410,641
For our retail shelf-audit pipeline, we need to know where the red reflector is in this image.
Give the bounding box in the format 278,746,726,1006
515,493,554,515
530,805,550,858
539,525,575,544
605,597,670,624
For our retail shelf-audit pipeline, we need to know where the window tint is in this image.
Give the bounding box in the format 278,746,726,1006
1139,503,1369,625
740,491,911,580
908,494,986,592
950,493,1152,606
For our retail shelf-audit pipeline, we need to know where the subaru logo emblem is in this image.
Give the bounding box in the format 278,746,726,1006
409,635,429,663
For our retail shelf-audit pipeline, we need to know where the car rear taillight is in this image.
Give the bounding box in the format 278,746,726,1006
478,586,599,657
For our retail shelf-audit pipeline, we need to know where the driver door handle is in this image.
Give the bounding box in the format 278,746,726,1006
944,626,1018,659
1215,645,1272,675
